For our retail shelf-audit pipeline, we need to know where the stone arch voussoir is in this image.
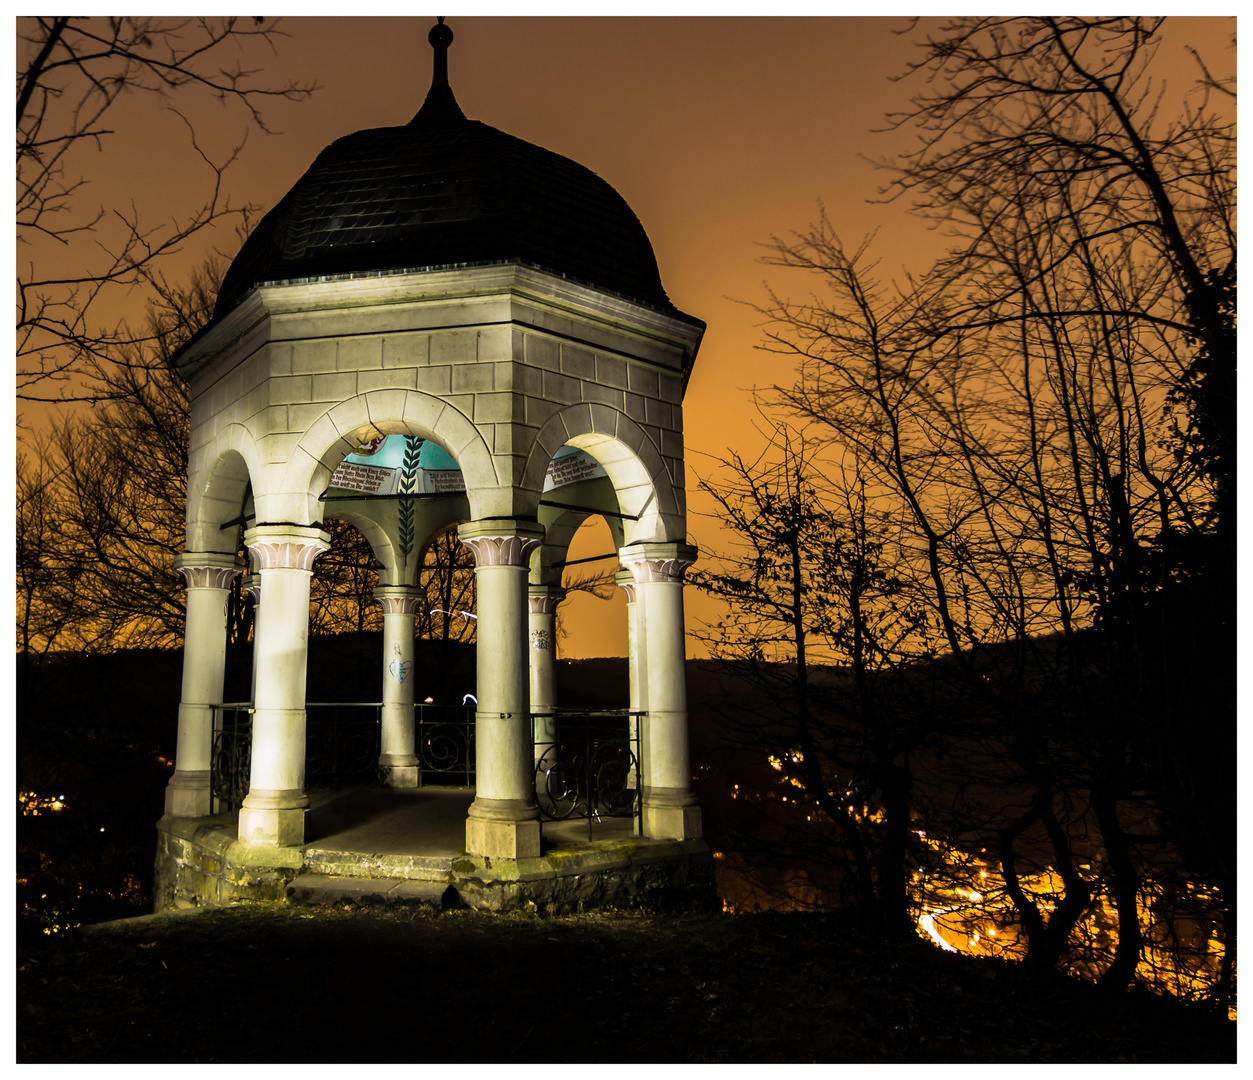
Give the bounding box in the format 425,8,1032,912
523,406,682,545
272,390,500,524
186,423,263,553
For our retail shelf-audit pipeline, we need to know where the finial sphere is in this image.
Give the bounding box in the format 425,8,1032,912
430,20,454,48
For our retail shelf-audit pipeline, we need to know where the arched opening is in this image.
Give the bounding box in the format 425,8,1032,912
301,425,480,791
200,417,486,815
313,425,478,703
529,444,642,832
413,522,477,703
187,443,255,553
308,518,382,639
554,515,624,660
524,406,683,547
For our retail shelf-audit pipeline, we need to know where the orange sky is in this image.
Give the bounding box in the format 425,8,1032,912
16,15,1236,660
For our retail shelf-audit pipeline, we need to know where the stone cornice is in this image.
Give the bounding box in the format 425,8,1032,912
173,263,703,397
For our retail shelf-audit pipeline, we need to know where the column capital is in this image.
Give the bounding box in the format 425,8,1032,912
241,574,262,603
173,551,245,590
527,584,566,616
458,519,545,568
619,542,698,585
614,569,637,603
374,584,425,616
244,524,331,572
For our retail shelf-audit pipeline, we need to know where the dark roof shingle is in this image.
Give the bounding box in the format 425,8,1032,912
215,112,679,320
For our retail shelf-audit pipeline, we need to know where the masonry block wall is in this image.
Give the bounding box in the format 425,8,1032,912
180,264,699,547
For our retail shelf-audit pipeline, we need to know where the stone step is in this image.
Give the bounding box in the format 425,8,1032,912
288,873,455,909
301,848,454,881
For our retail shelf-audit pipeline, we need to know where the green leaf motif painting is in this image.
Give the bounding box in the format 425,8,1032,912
397,436,422,569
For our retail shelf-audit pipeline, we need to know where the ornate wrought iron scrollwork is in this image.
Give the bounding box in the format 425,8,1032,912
305,704,382,789
340,728,377,773
534,744,584,820
210,708,251,812
305,728,329,778
533,711,642,835
416,705,476,783
419,722,468,772
592,741,639,818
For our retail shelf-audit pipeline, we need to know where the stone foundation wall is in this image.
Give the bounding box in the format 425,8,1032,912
447,838,716,914
156,814,715,917
154,815,304,912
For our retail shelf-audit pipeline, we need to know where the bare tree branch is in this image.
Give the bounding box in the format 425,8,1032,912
15,16,317,403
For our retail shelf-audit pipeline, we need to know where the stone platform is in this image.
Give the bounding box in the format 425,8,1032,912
154,786,714,914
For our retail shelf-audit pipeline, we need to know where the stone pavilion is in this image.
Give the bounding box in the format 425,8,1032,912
154,20,710,910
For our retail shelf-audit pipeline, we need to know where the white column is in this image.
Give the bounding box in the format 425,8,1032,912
459,521,544,859
242,572,262,705
620,542,701,841
223,571,263,817
615,570,644,830
528,584,564,769
375,585,422,788
165,553,244,817
237,524,330,847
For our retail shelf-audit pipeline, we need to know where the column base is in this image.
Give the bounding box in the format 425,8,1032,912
643,788,703,841
380,764,420,789
164,770,211,818
465,797,542,859
237,789,309,847
465,816,542,859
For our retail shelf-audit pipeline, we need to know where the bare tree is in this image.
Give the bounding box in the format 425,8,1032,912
742,17,1232,1005
16,16,315,402
309,520,385,638
16,260,227,658
16,442,89,771
695,423,937,933
413,527,478,648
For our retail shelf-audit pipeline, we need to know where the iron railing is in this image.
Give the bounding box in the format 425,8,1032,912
209,704,637,836
415,703,476,784
209,701,478,810
532,709,643,839
210,702,384,811
211,703,253,813
305,702,383,789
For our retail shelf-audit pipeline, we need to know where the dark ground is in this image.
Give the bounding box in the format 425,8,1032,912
17,903,1234,1064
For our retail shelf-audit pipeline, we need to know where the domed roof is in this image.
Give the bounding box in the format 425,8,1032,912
215,21,683,321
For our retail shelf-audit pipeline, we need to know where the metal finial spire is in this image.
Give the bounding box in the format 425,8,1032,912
430,16,453,87
413,15,465,125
